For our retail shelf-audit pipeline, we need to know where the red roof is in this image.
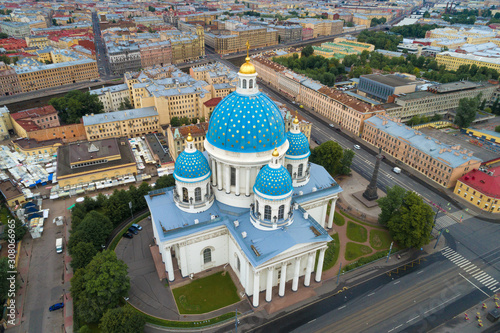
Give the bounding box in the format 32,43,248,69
11,105,57,121
14,119,39,132
203,97,222,107
459,167,500,198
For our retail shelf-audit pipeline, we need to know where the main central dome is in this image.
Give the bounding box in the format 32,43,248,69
206,91,286,153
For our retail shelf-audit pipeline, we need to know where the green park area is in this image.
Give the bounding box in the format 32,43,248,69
172,272,240,314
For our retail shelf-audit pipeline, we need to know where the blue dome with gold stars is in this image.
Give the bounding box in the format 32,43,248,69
253,165,293,197
286,131,310,158
207,91,286,153
173,150,211,182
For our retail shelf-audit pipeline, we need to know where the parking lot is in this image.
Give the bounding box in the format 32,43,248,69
419,127,500,162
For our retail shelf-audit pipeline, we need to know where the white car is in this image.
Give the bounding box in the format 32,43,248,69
329,124,334,128
354,145,361,150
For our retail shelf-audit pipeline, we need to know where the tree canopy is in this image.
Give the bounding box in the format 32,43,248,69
309,141,354,176
0,258,13,302
70,242,98,271
118,97,133,111
155,174,175,189
455,95,480,128
301,45,314,58
99,307,145,333
71,251,130,324
68,210,113,253
377,185,407,226
49,90,104,124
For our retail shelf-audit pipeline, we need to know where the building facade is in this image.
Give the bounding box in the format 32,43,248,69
436,51,500,72
90,84,130,112
453,167,500,213
0,62,22,96
358,74,418,103
139,41,172,69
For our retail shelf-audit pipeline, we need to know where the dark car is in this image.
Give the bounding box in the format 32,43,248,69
122,232,133,239
335,127,342,132
128,227,138,235
49,303,64,312
314,140,321,145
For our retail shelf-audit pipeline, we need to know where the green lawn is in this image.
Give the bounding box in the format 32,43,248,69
369,229,392,250
0,205,12,225
338,210,387,230
345,242,372,261
172,272,240,314
317,233,340,272
346,221,367,243
333,212,345,226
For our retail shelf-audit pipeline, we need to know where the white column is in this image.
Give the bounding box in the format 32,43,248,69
292,257,301,292
315,248,326,283
235,167,240,196
165,246,175,282
253,271,260,307
245,168,250,196
279,262,287,297
217,162,223,191
327,200,335,229
304,253,314,287
211,159,217,186
225,164,231,194
266,267,273,302
244,262,252,296
179,244,188,278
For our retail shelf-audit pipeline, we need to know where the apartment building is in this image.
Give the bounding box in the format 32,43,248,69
436,51,500,72
12,138,62,158
90,84,130,112
0,106,13,140
167,122,209,160
0,62,22,96
454,167,500,213
82,107,160,141
0,22,30,38
10,105,60,137
139,41,172,68
25,35,49,48
285,18,343,38
274,25,303,43
387,81,497,122
0,38,27,51
161,28,205,64
205,26,278,54
362,115,482,188
106,41,141,75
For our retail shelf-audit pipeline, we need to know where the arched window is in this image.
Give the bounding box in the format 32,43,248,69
195,187,201,202
264,205,271,220
278,205,285,219
298,164,304,177
237,256,241,272
203,248,212,264
249,79,253,88
287,164,293,176
242,79,247,89
182,188,189,202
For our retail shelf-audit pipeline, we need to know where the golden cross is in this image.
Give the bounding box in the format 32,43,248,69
246,40,250,58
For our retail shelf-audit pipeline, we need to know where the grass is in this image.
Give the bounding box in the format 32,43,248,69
345,242,372,261
338,210,387,230
333,212,345,226
316,233,340,272
108,212,150,251
124,303,237,328
172,272,240,314
369,229,392,250
346,221,367,243
0,205,12,225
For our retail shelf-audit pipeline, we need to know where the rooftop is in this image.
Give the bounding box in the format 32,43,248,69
458,167,500,198
13,138,63,149
82,107,158,126
11,105,57,120
172,122,209,139
361,74,417,88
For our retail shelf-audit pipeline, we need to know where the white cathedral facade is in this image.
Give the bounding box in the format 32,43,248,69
145,56,343,307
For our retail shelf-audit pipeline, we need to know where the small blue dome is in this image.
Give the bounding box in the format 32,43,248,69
286,131,310,158
173,150,211,181
207,91,286,153
253,165,293,197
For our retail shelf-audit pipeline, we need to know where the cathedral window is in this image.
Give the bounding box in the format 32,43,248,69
195,187,201,202
298,164,303,177
249,79,253,88
242,79,247,89
287,164,292,176
237,256,241,272
203,248,212,264
264,205,271,220
230,167,236,186
278,205,285,220
182,188,189,203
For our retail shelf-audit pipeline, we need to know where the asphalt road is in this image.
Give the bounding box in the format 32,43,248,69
92,11,111,78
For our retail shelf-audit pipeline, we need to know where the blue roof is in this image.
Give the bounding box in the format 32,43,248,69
173,150,211,181
286,131,310,158
206,91,286,153
254,165,293,197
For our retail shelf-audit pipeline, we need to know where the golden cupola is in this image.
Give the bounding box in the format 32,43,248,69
239,40,256,75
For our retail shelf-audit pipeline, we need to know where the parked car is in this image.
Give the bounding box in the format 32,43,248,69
335,127,342,132
329,124,334,128
131,223,142,230
128,227,138,235
354,145,361,150
392,167,401,174
49,303,64,312
122,232,133,239
314,140,321,145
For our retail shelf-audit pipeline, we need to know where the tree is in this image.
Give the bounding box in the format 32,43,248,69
68,211,113,253
495,125,500,133
99,307,145,333
454,96,480,128
423,11,430,18
170,117,181,127
339,149,354,175
49,90,104,124
70,242,98,271
71,251,130,324
310,141,343,176
301,45,314,58
103,189,131,226
2,219,27,242
0,32,8,39
0,258,13,302
148,6,156,12
155,174,175,189
346,21,354,27
118,97,133,111
386,192,434,248
376,185,407,226
52,19,59,26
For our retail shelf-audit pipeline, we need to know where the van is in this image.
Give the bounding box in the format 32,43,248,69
56,238,63,254
392,167,401,174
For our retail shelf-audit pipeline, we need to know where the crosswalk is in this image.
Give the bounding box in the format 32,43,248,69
442,247,500,293
434,214,457,230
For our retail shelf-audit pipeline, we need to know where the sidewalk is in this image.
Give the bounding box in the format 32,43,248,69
14,239,33,327
63,215,73,333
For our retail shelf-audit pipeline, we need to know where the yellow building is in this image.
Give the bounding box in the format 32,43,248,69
56,137,138,187
12,138,62,157
436,51,500,72
25,35,49,48
167,122,209,160
0,180,26,208
454,167,500,213
82,107,160,141
205,26,278,55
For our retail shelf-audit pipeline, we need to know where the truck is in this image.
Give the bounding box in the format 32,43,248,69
392,167,401,174
56,238,63,254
